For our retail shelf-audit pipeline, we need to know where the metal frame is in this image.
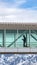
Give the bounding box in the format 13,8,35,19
0,23,37,30
0,52,37,54
0,30,37,47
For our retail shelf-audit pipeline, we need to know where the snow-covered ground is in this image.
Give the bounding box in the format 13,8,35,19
0,54,37,65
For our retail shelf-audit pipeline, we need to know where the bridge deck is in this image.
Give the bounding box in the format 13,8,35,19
0,48,37,53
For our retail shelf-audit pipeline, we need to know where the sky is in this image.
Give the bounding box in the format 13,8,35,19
0,0,37,23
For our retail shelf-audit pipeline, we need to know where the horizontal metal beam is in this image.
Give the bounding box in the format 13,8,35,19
0,48,37,53
0,23,37,30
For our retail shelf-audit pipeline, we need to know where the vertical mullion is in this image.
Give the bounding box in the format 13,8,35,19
14,31,16,47
17,29,18,47
29,30,31,47
3,29,6,47
26,31,27,47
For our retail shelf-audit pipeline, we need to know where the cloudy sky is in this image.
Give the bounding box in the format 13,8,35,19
0,0,37,23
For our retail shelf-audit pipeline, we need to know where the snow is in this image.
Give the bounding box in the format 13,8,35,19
0,54,37,65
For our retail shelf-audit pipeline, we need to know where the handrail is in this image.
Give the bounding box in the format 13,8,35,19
8,31,26,47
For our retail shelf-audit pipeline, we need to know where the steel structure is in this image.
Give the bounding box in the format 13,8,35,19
0,23,37,53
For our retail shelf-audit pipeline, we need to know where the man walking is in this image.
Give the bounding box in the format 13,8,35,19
22,35,26,47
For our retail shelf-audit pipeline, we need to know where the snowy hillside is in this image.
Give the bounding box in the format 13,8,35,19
0,54,37,65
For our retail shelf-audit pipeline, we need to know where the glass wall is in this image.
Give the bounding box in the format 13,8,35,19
0,30,37,48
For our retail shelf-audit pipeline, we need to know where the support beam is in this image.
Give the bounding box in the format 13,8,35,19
3,30,6,47
26,32,27,47
29,30,31,47
14,30,19,47
17,29,18,38
14,32,16,47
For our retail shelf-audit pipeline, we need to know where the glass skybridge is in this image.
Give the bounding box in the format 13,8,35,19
0,30,37,48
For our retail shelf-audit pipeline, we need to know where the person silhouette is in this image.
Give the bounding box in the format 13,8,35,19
22,35,26,47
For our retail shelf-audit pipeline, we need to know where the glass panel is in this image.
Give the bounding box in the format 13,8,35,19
30,30,37,47
6,30,17,47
